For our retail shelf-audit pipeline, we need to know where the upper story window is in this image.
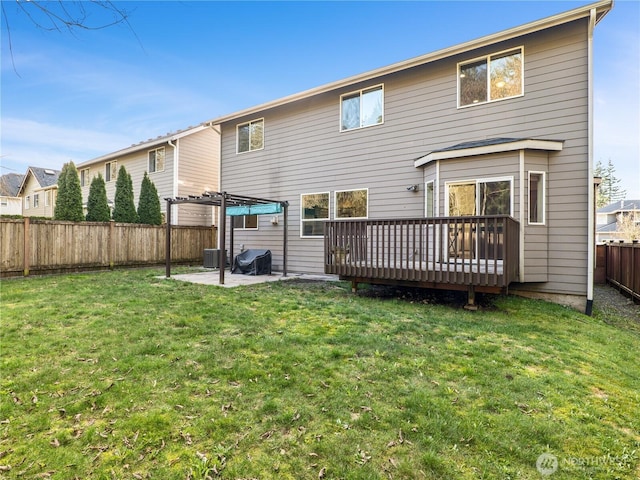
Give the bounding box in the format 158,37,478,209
335,188,368,219
340,85,384,131
33,193,40,208
105,161,117,182
149,147,165,173
237,119,264,153
25,196,30,210
80,168,90,187
458,47,523,107
301,192,329,238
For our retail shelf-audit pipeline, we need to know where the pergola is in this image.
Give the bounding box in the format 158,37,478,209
164,192,289,284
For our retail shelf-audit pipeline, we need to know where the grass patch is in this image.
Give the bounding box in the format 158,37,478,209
1,269,639,479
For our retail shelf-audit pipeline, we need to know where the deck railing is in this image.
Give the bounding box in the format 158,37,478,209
324,215,519,288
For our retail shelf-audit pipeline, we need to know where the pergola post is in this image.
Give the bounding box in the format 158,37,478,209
165,200,172,278
283,202,288,277
230,216,235,274
219,192,226,285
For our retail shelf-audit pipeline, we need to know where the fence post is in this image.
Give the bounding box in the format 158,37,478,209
23,217,30,276
109,221,115,269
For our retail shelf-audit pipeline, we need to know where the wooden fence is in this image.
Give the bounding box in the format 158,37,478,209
596,242,640,303
0,218,217,277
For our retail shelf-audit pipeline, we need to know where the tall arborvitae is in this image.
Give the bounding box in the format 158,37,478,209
53,166,68,220
86,173,111,222
112,166,138,223
54,161,84,221
137,172,162,225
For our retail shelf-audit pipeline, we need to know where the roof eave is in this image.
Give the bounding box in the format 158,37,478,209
414,139,565,168
78,124,209,168
204,0,613,127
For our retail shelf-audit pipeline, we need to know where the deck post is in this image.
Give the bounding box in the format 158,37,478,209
352,280,358,293
464,284,478,311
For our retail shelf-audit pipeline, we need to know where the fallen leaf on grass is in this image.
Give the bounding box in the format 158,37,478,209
50,438,60,448
318,466,326,478
260,430,274,440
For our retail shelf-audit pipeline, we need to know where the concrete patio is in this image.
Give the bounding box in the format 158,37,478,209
166,269,338,288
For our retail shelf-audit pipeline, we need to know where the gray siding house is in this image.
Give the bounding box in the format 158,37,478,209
77,125,220,226
205,0,612,312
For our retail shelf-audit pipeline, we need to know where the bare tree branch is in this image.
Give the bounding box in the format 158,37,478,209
2,1,144,74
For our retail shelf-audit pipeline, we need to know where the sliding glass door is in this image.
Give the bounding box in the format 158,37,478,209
447,178,512,261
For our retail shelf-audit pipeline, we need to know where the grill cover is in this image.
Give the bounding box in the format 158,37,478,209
231,249,272,275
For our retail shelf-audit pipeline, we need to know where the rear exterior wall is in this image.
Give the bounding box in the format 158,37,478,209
219,19,590,297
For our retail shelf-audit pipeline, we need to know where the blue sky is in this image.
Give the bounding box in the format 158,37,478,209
1,0,638,198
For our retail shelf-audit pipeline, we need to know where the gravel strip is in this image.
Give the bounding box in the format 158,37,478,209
594,284,640,323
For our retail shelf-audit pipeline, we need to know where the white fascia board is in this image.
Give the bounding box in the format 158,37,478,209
204,0,612,127
414,139,564,168
77,125,209,168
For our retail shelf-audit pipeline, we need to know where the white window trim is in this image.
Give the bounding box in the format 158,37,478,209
300,192,330,239
444,176,514,217
25,196,30,210
425,180,435,217
33,193,40,208
339,84,385,132
334,188,369,219
80,168,90,187
105,161,117,182
528,171,546,225
148,147,165,173
236,118,265,154
457,46,524,109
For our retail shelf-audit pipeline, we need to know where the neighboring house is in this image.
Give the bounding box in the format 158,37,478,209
597,200,640,242
77,125,220,226
204,0,612,313
17,167,60,218
0,173,25,215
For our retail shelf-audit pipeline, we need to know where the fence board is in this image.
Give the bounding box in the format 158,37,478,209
602,242,640,303
0,218,216,277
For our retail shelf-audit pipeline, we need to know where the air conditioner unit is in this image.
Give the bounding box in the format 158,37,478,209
204,249,226,269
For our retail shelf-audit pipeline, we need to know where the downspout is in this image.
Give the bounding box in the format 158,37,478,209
168,139,178,225
519,149,525,283
586,8,596,315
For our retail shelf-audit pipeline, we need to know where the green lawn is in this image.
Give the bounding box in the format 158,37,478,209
1,269,638,479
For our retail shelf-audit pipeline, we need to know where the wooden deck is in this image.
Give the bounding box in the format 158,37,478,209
324,215,519,294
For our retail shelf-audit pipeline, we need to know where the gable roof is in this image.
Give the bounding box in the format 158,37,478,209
203,0,612,127
78,124,210,167
0,173,25,197
597,200,640,214
17,166,61,195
